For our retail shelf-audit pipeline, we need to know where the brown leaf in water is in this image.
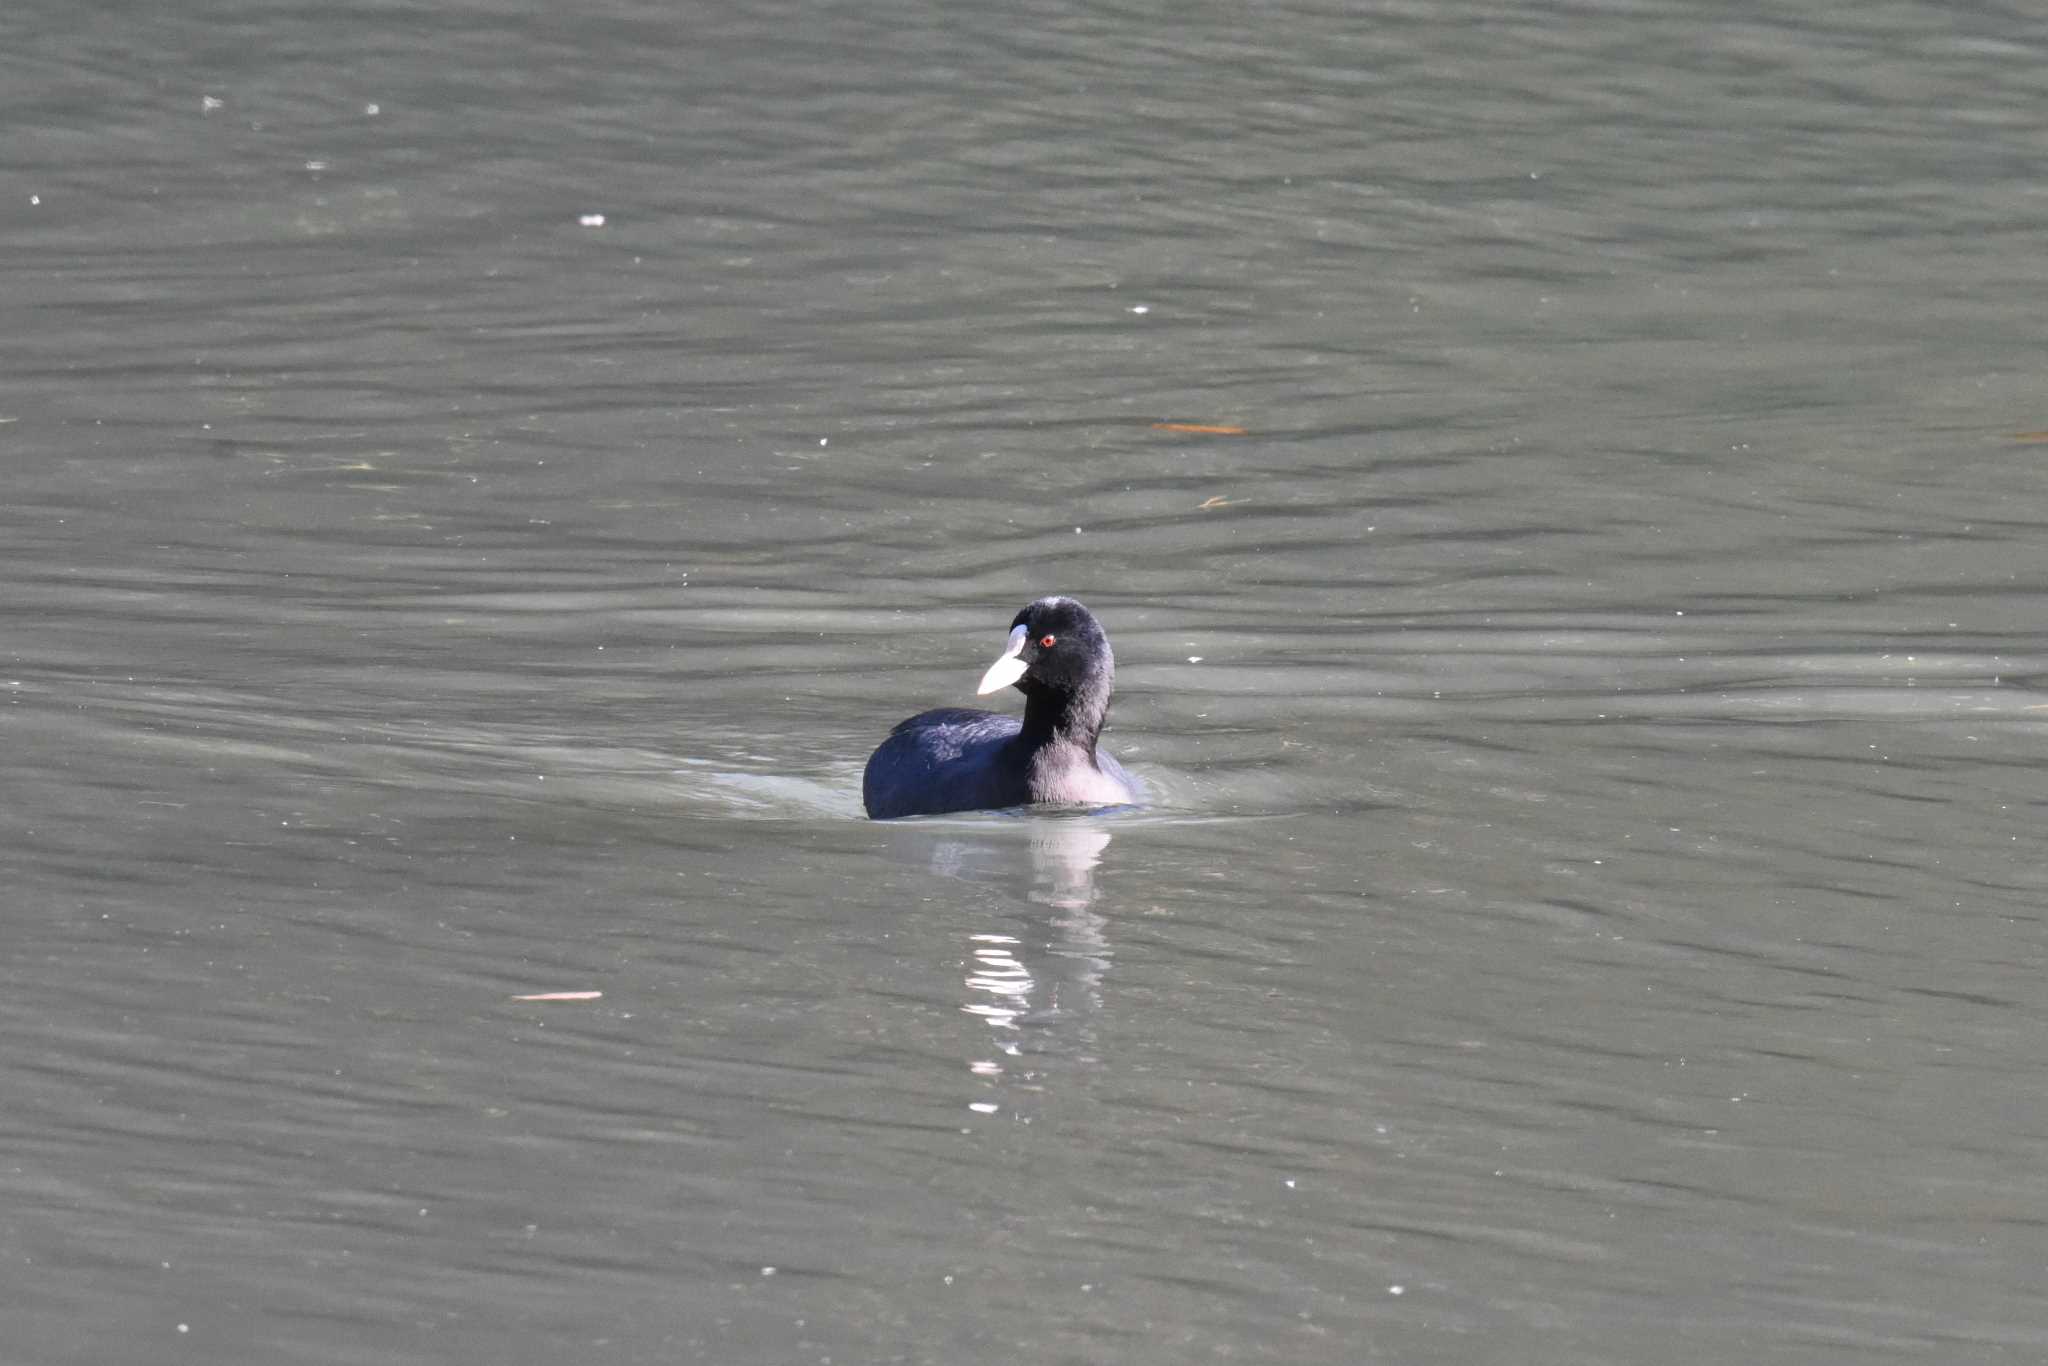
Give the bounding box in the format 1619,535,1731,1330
1152,422,1248,435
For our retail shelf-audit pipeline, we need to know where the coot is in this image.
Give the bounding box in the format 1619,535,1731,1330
863,597,1138,819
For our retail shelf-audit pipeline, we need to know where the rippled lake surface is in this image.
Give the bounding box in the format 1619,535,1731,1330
6,1,2046,1361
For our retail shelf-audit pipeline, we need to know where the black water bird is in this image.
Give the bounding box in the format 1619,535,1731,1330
862,597,1138,819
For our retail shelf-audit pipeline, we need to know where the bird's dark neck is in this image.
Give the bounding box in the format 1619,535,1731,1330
1018,673,1112,759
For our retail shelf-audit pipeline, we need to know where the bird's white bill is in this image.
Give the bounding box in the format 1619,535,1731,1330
975,624,1031,694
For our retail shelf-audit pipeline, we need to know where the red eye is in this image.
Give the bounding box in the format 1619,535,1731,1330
1039,634,1057,648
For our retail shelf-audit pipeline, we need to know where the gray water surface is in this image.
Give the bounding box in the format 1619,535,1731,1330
5,1,2046,1361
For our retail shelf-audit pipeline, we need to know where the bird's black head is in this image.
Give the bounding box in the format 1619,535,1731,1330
977,596,1115,699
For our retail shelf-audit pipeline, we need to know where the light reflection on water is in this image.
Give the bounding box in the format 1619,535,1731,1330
957,822,1112,1047
888,818,1120,1108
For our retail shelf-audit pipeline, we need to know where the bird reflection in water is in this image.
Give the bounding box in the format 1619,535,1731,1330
920,820,1114,1074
